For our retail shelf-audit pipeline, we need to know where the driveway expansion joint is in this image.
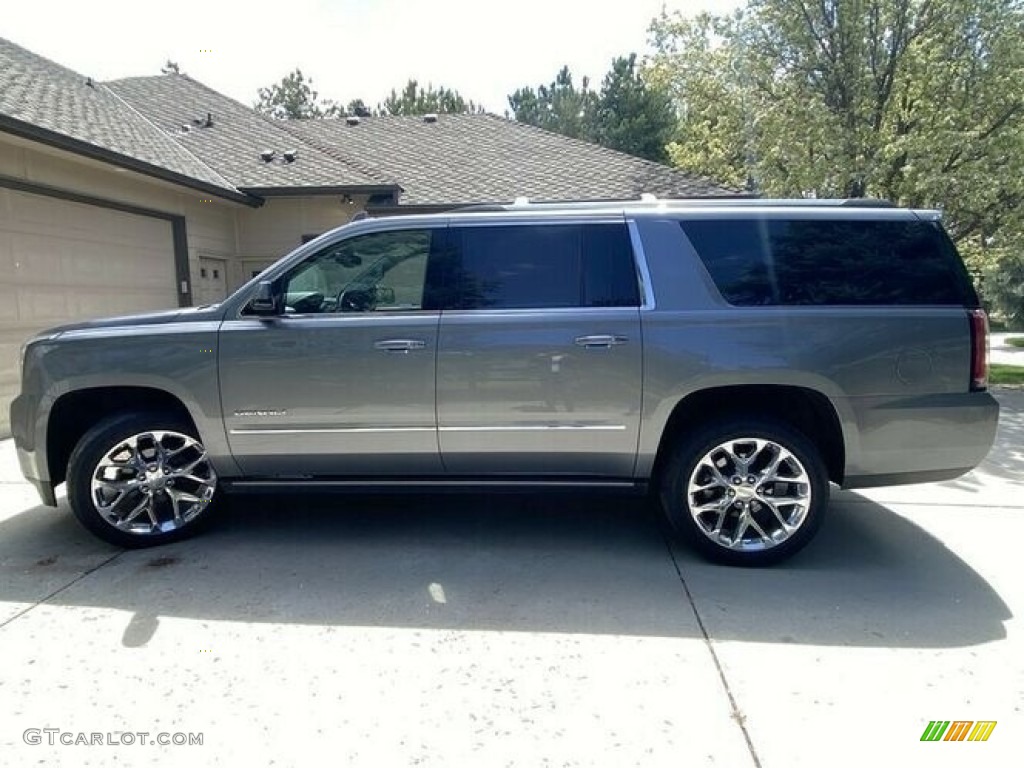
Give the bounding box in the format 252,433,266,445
0,550,125,631
663,533,763,768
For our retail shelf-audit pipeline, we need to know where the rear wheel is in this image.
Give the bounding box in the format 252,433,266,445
659,418,829,566
67,412,220,548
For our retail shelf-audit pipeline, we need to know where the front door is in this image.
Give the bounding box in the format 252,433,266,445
218,226,444,476
435,220,643,477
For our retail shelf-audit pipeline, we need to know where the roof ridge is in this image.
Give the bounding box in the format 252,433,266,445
99,81,239,193
108,73,391,188
181,74,397,187
273,118,399,187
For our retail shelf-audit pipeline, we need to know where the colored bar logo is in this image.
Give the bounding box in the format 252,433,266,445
921,720,997,742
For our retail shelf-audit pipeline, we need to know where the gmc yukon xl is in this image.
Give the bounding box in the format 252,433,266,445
10,199,999,565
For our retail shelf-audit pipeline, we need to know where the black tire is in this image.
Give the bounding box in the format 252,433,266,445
67,412,220,548
659,417,829,566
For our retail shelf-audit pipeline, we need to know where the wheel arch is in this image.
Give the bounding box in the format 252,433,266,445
46,386,201,489
649,384,846,487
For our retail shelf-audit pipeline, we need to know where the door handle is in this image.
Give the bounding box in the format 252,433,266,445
574,334,628,349
374,339,427,353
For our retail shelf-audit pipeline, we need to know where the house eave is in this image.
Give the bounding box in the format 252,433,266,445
0,114,263,208
238,184,402,198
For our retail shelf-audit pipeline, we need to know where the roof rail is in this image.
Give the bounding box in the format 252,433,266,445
840,198,896,208
451,203,508,213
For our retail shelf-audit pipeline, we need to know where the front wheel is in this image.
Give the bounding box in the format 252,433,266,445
67,413,220,548
659,418,829,566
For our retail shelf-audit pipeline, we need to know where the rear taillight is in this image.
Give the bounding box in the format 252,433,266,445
968,308,989,391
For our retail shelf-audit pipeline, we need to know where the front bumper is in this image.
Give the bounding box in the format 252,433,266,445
10,392,56,506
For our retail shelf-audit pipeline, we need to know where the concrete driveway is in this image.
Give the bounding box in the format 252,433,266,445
0,393,1021,767
992,332,1024,367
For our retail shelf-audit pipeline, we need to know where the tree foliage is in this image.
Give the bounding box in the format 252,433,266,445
508,58,676,161
254,68,341,119
379,80,482,115
648,0,1024,318
593,54,676,162
508,66,599,140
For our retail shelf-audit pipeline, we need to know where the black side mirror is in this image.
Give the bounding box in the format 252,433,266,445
249,280,281,316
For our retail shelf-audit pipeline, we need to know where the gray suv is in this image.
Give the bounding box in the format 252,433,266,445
10,199,999,565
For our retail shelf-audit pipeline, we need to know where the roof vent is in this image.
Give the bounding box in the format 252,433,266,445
346,116,361,126
512,196,530,206
180,124,192,133
283,149,298,163
423,113,439,123
259,149,275,163
205,112,214,128
640,193,658,202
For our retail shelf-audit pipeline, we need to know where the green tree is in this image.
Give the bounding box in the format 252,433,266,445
508,59,676,162
508,66,599,140
379,80,481,115
254,69,341,119
649,0,1024,318
592,54,676,162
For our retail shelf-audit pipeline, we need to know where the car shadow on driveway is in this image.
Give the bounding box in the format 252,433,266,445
0,490,1010,649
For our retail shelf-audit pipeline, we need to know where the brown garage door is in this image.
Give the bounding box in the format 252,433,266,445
0,187,178,434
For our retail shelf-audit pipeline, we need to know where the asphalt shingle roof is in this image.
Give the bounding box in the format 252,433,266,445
0,36,735,206
106,75,390,190
282,113,737,205
0,37,237,195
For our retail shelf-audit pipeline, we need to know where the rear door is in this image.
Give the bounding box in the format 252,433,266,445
434,218,643,476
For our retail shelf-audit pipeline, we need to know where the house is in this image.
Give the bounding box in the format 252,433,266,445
0,36,736,432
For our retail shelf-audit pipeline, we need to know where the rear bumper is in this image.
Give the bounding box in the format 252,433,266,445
841,390,999,489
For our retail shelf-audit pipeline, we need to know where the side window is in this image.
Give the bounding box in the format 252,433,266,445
680,218,974,307
433,223,638,310
282,230,433,314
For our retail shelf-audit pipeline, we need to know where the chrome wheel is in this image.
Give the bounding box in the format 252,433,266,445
89,430,216,536
686,437,812,552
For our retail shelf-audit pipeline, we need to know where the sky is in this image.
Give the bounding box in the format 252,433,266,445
2,0,738,114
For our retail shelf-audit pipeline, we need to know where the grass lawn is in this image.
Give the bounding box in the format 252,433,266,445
1007,337,1024,348
990,363,1024,387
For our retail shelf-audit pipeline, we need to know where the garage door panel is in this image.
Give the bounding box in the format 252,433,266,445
8,193,172,246
0,190,179,434
10,232,174,286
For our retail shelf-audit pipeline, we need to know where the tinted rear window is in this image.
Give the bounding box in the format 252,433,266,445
680,218,977,306
430,223,639,310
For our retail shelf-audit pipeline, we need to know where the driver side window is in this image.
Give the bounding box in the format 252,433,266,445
282,229,433,314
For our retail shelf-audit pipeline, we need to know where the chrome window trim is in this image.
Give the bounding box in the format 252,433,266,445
627,218,656,310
